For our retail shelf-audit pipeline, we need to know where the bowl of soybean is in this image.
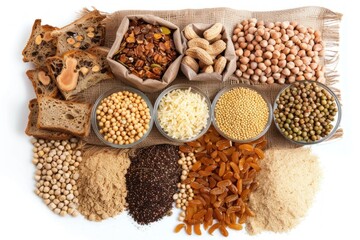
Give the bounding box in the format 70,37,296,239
211,84,272,143
273,80,341,145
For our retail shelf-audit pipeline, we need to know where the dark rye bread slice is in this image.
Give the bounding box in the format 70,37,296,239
22,19,58,67
25,99,71,140
26,69,59,98
51,10,106,56
37,97,92,137
46,50,112,99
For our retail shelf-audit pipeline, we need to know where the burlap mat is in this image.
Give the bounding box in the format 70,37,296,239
73,7,342,149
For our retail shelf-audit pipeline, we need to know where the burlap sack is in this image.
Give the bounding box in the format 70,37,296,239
75,7,342,149
107,14,184,93
181,23,237,82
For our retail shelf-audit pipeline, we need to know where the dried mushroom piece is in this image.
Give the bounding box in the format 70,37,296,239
112,19,178,81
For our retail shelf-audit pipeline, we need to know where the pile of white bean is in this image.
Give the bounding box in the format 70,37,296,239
232,18,325,84
31,138,82,216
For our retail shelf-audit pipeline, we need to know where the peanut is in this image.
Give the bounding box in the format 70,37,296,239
207,40,226,56
184,25,199,40
186,47,213,65
204,23,223,41
214,56,227,74
187,38,209,50
202,65,214,73
182,56,199,73
209,33,222,44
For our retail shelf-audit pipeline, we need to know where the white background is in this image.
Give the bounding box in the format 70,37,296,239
1,0,359,239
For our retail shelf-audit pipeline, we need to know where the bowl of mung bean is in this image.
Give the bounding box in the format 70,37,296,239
273,80,341,145
211,84,272,143
91,87,154,148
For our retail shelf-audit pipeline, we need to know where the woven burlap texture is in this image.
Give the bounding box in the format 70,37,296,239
73,7,342,149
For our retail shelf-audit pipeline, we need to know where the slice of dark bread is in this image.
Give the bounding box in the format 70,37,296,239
86,46,113,76
51,10,106,56
46,50,112,99
25,99,71,140
37,97,91,137
26,69,59,98
22,19,58,67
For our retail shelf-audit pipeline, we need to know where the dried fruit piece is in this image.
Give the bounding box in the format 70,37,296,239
216,139,231,150
219,162,226,176
186,223,192,235
160,26,171,35
193,209,207,220
228,223,243,230
208,223,221,235
238,144,254,152
174,223,185,233
190,182,204,189
179,145,193,153
210,187,225,195
219,225,229,237
194,223,202,235
254,147,265,159
217,179,231,188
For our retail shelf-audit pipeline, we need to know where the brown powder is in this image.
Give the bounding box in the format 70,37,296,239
246,147,321,234
77,147,130,221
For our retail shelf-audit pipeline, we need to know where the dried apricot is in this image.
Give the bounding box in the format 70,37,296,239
238,144,254,152
191,161,202,171
187,141,201,148
216,139,231,150
225,194,238,203
193,209,207,220
228,223,243,230
214,208,224,221
218,162,226,176
208,223,221,235
218,151,228,162
199,170,212,176
210,150,218,158
219,225,229,237
223,147,236,156
190,182,204,189
254,147,265,159
174,223,185,233
185,223,192,235
210,187,225,195
230,162,240,175
231,151,240,163
194,223,202,235
217,179,231,188
179,145,193,153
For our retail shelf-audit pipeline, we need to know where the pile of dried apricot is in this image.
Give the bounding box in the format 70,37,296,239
174,126,266,236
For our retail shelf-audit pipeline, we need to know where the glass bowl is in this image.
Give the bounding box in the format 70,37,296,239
154,84,212,143
211,84,273,143
91,86,154,148
273,80,341,145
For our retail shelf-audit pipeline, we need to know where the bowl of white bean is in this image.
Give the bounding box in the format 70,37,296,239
91,86,154,148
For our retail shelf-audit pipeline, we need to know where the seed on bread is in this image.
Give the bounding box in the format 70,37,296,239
87,32,95,38
35,35,43,45
67,38,76,45
80,67,89,75
91,65,100,72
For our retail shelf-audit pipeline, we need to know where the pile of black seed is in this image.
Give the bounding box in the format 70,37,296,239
126,144,181,225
